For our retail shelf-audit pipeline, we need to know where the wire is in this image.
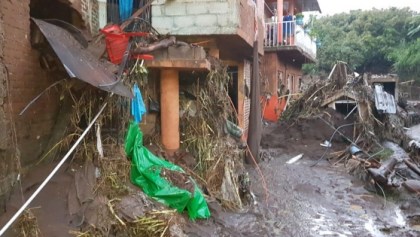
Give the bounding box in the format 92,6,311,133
0,102,108,236
311,122,356,167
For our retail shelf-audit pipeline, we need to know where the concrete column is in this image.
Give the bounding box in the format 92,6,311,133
160,69,179,155
289,0,295,15
277,0,283,43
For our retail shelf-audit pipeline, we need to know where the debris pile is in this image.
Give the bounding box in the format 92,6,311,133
267,61,420,197
179,61,248,210
13,209,40,237
4,5,253,236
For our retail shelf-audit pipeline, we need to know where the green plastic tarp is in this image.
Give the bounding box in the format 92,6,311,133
125,121,211,220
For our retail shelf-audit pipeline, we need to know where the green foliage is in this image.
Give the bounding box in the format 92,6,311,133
391,39,420,80
302,63,318,75
312,8,418,77
407,15,420,39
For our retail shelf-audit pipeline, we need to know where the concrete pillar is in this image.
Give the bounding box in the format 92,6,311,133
289,0,295,15
277,0,283,43
160,69,179,155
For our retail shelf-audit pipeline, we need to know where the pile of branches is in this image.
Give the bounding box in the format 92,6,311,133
180,60,245,209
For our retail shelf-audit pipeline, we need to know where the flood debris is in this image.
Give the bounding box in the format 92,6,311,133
374,84,397,114
286,153,304,164
12,209,41,237
273,61,420,198
0,0,268,234
178,62,250,210
31,18,133,98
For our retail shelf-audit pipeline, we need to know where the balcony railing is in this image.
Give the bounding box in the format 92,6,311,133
264,21,317,60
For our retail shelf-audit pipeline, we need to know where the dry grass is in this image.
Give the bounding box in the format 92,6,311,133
180,61,244,209
113,210,175,237
13,209,41,237
94,151,132,199
70,209,175,237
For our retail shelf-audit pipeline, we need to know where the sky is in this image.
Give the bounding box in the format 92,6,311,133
317,0,420,15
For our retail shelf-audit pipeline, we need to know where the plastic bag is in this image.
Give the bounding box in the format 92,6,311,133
125,121,210,219
131,84,146,123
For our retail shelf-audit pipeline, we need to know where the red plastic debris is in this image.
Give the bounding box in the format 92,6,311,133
101,25,151,64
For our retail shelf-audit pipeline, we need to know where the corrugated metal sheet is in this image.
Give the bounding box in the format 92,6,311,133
374,84,396,114
32,18,133,98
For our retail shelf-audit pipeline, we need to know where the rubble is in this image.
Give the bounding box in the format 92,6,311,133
273,61,420,200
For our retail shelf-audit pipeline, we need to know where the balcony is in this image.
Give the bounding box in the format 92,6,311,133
264,20,317,62
151,0,264,59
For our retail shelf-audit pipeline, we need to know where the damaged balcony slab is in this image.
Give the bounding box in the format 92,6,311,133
32,18,133,98
145,45,210,71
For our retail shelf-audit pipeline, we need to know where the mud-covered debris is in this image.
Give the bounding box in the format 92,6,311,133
161,168,195,195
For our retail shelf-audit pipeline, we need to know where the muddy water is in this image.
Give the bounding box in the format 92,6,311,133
185,149,420,237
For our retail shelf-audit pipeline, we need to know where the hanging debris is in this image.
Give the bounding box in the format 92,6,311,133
179,59,248,210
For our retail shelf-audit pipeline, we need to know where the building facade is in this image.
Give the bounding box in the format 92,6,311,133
261,0,320,120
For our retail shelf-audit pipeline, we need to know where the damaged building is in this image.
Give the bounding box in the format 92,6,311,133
0,0,76,207
0,0,268,233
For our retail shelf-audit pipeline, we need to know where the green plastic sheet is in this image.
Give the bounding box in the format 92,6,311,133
125,121,211,220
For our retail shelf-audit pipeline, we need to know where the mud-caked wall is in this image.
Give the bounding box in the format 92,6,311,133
0,0,60,173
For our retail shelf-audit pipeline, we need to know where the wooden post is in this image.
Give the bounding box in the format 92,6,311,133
160,69,180,155
247,40,262,164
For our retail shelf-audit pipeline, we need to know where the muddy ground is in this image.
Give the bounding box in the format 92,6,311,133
183,113,420,237
1,113,420,236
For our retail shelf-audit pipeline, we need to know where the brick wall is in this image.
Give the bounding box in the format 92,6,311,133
262,52,303,95
0,5,18,208
0,0,60,169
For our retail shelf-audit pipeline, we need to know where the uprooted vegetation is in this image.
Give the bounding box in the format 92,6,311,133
268,62,420,200
178,63,247,210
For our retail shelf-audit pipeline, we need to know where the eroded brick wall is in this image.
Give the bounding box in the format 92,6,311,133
0,0,60,169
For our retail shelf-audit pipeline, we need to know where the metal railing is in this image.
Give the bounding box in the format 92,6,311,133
264,20,317,59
